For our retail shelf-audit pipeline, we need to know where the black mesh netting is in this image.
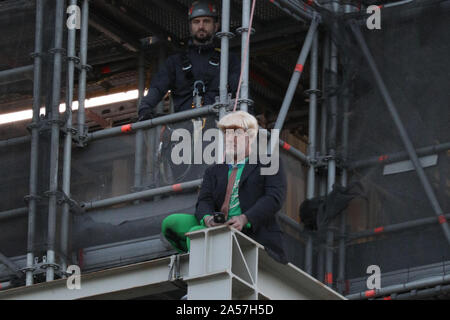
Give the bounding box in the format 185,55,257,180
314,2,450,285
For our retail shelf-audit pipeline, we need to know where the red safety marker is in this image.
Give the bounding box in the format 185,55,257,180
438,215,447,225
383,296,392,300
121,124,132,133
172,184,182,192
282,142,292,151
269,0,275,3
325,273,333,284
365,289,376,298
374,226,384,234
295,64,304,73
378,155,388,162
78,249,84,269
101,66,111,74
378,5,384,9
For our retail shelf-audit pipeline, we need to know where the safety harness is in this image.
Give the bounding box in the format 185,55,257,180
180,47,221,108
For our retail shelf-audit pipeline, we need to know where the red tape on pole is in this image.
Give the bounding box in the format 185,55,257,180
325,273,333,284
383,296,392,300
172,184,182,192
295,64,304,73
365,289,376,298
374,227,384,234
121,124,132,133
282,142,291,151
78,249,84,269
438,215,447,224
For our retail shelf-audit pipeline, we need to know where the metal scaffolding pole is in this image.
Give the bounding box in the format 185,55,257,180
337,83,350,294
348,212,450,240
269,0,314,23
82,179,203,211
304,31,319,275
325,18,340,288
25,0,44,287
386,284,450,300
45,0,65,282
134,50,146,193
0,136,31,149
238,0,251,112
60,0,78,277
77,0,89,145
349,21,450,247
317,32,330,282
347,142,450,170
0,252,22,279
0,207,28,221
0,282,12,291
88,105,217,142
319,33,330,198
218,0,232,119
346,273,450,300
273,15,319,132
0,65,34,85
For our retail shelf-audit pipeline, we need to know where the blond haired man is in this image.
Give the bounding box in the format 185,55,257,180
161,111,287,263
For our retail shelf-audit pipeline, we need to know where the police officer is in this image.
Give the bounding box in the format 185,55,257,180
138,0,241,121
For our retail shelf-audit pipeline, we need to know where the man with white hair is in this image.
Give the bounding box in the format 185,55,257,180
161,111,287,263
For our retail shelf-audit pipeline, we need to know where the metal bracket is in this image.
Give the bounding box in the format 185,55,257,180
236,98,254,107
26,119,45,133
23,194,43,204
304,88,322,98
66,55,80,64
43,191,84,215
72,130,89,147
314,154,346,170
58,191,85,215
235,27,256,35
49,47,67,58
216,31,235,39
80,63,93,72
30,51,45,59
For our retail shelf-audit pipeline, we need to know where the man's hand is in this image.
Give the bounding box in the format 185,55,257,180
225,214,248,232
204,215,223,228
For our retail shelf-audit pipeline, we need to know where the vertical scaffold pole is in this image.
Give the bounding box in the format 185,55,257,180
60,0,78,276
305,32,319,275
46,0,65,282
26,0,44,286
77,0,89,145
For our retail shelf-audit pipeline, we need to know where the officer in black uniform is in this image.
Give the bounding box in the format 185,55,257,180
138,0,241,121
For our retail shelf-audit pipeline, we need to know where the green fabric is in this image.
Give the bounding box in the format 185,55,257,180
162,159,252,253
227,161,252,229
161,213,206,253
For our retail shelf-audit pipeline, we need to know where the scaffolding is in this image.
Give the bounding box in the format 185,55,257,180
0,0,449,300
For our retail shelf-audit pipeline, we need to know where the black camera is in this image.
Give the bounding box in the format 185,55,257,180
213,212,226,224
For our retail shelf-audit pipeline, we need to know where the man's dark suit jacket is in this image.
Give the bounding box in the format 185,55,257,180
195,160,288,263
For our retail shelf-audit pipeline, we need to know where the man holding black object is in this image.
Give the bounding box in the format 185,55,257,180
161,111,287,263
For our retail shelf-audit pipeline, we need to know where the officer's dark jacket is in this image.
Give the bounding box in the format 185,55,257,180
139,41,241,118
195,159,288,264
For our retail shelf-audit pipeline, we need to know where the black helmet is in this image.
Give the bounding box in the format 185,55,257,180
188,1,218,21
